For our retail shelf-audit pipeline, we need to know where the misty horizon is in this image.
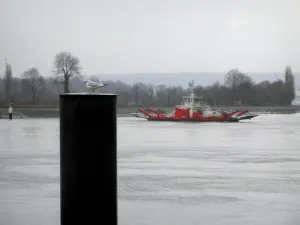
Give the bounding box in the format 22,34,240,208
1,71,300,88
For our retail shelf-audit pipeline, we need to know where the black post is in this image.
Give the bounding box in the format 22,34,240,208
8,102,12,120
60,93,117,225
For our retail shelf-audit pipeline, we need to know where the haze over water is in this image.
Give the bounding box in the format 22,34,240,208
0,115,300,225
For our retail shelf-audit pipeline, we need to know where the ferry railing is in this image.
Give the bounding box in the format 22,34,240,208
60,93,117,225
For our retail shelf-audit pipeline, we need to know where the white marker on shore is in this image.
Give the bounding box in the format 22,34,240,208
8,103,13,120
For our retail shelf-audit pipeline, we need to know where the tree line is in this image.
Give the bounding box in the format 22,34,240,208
0,52,296,107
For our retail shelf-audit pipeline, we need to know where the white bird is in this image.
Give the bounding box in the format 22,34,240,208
83,78,108,92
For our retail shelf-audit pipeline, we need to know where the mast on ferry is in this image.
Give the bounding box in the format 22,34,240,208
188,80,195,106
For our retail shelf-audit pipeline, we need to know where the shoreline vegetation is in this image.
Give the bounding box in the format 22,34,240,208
0,105,299,118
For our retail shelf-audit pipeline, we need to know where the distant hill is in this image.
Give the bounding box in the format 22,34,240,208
93,72,300,88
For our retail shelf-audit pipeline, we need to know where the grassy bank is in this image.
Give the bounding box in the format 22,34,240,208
1,105,300,118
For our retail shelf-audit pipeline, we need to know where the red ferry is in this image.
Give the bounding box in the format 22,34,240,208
130,82,258,122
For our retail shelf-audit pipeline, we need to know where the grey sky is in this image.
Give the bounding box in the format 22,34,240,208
1,0,300,77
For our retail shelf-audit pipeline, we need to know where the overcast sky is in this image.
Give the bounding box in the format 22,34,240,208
1,0,300,77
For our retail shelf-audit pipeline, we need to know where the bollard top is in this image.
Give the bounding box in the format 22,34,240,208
60,93,117,96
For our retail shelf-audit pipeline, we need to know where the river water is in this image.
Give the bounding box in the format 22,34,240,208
0,114,300,225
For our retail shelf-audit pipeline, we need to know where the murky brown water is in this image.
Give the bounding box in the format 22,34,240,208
1,114,300,225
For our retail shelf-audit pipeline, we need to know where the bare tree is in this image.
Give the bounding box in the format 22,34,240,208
0,75,3,100
212,81,220,106
224,69,252,89
224,69,253,103
22,68,45,105
52,52,82,93
284,65,295,104
4,60,12,104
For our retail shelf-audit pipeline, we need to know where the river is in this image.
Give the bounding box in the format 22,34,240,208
0,114,300,225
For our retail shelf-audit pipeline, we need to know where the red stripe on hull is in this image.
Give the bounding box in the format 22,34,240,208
147,118,240,122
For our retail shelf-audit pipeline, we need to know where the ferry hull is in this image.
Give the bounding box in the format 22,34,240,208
146,115,257,122
131,110,258,122
147,118,240,122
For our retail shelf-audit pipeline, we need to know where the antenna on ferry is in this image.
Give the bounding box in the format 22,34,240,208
188,80,195,95
188,80,195,105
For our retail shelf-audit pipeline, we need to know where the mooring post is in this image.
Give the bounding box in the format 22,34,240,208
8,102,13,120
60,93,117,225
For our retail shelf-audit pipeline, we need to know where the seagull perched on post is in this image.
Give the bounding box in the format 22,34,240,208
83,78,108,93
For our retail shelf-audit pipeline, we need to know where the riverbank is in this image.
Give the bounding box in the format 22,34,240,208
1,105,300,118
